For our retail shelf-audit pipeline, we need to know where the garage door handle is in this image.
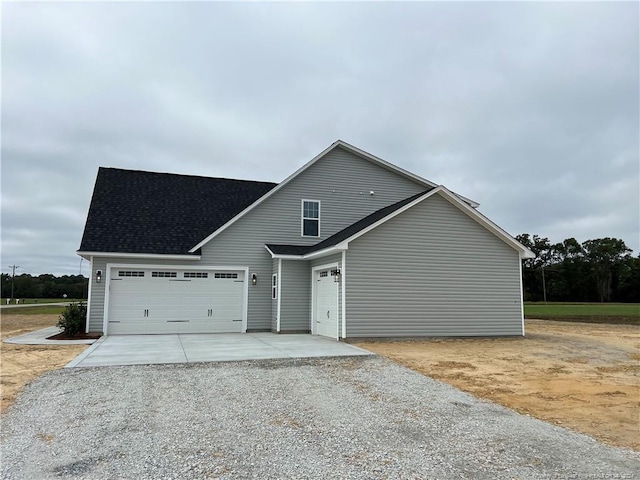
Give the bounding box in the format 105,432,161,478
327,310,330,319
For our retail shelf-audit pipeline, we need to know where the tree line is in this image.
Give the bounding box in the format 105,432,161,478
0,273,88,300
2,235,638,303
516,235,639,303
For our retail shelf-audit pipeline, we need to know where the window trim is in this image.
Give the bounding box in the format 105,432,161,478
118,270,145,277
151,271,177,278
184,272,208,278
301,199,321,237
214,272,238,279
272,273,278,300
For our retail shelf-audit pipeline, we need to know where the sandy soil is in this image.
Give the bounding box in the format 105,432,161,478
0,314,88,413
2,315,638,451
354,319,640,451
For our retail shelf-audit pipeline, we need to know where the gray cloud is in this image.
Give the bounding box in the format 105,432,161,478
2,2,638,275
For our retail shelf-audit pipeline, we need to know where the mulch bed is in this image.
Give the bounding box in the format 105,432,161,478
47,332,102,341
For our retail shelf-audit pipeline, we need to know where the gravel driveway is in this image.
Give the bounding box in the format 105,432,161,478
2,356,638,479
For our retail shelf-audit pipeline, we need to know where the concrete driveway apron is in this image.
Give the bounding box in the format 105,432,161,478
66,332,372,367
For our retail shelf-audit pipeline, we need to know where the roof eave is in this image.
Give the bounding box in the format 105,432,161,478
430,188,536,258
264,244,347,260
333,141,479,207
263,186,529,261
76,251,202,261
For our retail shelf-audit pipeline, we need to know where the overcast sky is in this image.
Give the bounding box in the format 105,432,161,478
2,1,638,276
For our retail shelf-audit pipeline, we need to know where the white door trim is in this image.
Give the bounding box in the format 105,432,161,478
310,262,339,340
103,263,249,335
276,258,282,332
341,250,347,339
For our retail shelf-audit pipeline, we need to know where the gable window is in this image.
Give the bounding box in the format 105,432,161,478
302,200,320,237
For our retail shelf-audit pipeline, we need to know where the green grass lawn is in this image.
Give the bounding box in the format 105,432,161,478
525,302,639,324
1,305,66,315
1,298,84,305
1,299,83,316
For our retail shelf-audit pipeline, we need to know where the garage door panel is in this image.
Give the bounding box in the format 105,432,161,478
107,268,245,334
315,269,338,339
106,322,141,335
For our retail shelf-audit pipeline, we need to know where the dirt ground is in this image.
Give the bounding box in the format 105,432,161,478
0,314,88,413
1,315,638,452
355,319,639,451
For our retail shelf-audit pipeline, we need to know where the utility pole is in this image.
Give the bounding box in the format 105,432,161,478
541,265,547,304
8,265,20,302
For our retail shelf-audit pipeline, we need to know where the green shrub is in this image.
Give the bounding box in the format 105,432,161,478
57,302,87,337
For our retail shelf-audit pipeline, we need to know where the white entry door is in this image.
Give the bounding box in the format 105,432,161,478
107,268,245,334
314,269,338,339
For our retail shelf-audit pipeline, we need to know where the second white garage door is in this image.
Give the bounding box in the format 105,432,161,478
107,268,245,334
314,268,339,339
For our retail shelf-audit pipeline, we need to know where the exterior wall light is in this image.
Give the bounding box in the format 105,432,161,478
96,270,102,283
331,269,341,283
251,273,257,285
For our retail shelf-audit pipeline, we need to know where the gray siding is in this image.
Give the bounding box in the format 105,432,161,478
310,254,342,268
279,260,310,331
87,257,107,332
345,194,523,337
200,146,425,330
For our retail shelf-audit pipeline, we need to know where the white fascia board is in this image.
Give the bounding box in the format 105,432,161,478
76,251,201,261
302,245,347,260
328,186,532,257
432,187,536,258
333,188,443,248
333,140,438,189
264,245,304,260
190,142,343,253
333,141,479,207
265,244,348,261
264,185,525,262
190,139,459,253
520,250,536,260
269,255,305,260
105,262,248,272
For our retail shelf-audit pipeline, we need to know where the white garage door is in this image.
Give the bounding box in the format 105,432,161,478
107,268,245,334
314,269,338,339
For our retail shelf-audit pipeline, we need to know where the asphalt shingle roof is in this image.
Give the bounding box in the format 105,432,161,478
266,189,433,256
79,167,277,255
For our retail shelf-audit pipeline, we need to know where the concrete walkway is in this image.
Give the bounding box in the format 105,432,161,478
67,333,373,368
3,327,97,345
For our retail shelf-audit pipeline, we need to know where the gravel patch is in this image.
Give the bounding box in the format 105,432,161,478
2,356,638,479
